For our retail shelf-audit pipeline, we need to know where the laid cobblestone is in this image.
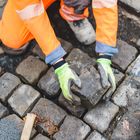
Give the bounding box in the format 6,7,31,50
0,114,36,140
0,72,21,102
8,84,40,117
84,101,119,133
72,65,108,107
31,98,67,134
53,115,91,140
66,48,96,75
113,76,140,112
86,131,106,140
16,56,48,84
33,134,50,140
111,112,140,140
38,67,59,97
0,103,9,119
127,55,140,76
58,94,86,118
112,40,137,71
120,0,140,12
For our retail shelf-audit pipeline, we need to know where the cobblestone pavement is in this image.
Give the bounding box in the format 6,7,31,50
0,0,140,140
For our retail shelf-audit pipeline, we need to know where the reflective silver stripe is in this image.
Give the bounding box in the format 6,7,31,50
16,0,44,20
92,0,117,8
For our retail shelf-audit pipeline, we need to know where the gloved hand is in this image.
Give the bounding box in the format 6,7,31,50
55,63,81,102
96,57,116,100
64,0,91,14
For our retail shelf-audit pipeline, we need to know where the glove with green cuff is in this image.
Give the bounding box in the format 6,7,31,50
55,63,81,102
96,57,116,99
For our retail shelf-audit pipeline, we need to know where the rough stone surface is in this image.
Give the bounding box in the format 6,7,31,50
66,48,96,75
33,134,50,140
31,98,67,134
72,65,108,107
0,73,21,102
53,116,91,140
0,103,9,118
0,114,36,140
58,94,86,118
120,0,140,12
84,101,119,133
86,131,106,140
112,40,137,71
38,67,60,97
8,84,40,117
127,55,140,76
16,56,48,84
136,39,140,46
113,76,140,112
112,112,140,140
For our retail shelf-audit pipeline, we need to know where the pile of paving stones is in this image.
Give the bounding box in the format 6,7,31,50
0,0,140,140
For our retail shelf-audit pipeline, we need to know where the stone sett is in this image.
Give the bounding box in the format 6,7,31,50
72,65,108,107
58,94,86,118
16,55,48,85
53,115,91,140
66,48,96,75
31,98,67,134
112,40,137,71
113,76,140,112
127,55,140,77
38,67,60,97
84,101,119,133
86,131,107,140
0,102,9,119
0,114,36,140
0,72,21,102
112,112,140,140
33,134,50,140
8,84,40,117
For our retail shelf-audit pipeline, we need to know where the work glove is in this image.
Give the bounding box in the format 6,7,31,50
96,57,116,100
55,63,82,102
64,0,91,14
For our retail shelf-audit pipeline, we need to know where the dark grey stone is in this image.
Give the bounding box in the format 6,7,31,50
0,103,9,118
31,98,67,134
33,134,50,140
16,56,48,84
72,66,108,107
66,48,96,75
53,116,91,140
112,40,137,71
58,94,86,118
84,101,119,133
0,72,21,102
8,84,40,117
86,131,106,140
38,67,60,97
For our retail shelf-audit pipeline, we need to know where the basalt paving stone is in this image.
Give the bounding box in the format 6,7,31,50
31,98,67,135
127,55,140,76
112,40,137,71
33,134,50,140
8,84,40,117
113,76,140,112
84,101,119,133
111,112,140,140
0,72,21,102
86,131,107,140
0,103,9,119
66,48,96,75
38,67,60,97
58,94,86,118
72,65,108,108
16,55,48,85
53,115,91,140
32,38,73,60
0,114,36,140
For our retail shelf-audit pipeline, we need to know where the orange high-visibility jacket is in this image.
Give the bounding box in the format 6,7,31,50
0,0,118,64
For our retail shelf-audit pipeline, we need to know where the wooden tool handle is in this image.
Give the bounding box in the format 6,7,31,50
21,113,36,140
